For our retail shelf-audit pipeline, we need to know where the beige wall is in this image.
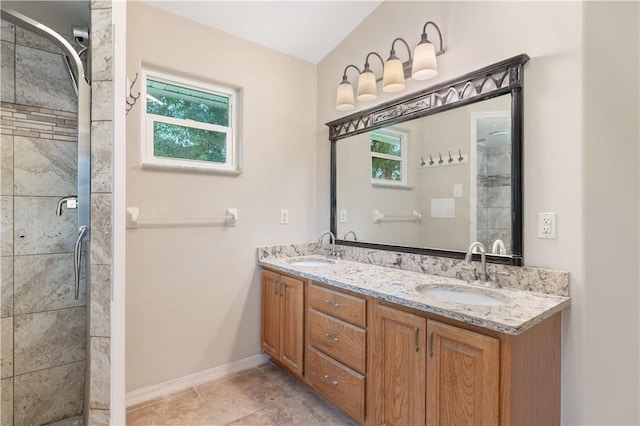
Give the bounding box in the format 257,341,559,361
317,1,639,424
125,2,317,392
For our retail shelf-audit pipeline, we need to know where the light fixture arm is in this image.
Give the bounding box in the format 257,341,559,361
364,51,385,70
421,21,445,56
341,64,361,82
389,37,412,61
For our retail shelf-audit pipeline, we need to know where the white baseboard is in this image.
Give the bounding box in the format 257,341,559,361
125,353,270,408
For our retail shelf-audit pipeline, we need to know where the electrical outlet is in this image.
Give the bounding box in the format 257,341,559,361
538,212,557,238
280,209,289,225
340,209,348,223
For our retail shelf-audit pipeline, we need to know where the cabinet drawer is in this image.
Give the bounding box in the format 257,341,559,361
307,347,365,424
308,309,365,373
308,284,366,328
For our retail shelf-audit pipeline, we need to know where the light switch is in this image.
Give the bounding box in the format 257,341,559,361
280,209,289,224
340,209,348,223
453,184,462,198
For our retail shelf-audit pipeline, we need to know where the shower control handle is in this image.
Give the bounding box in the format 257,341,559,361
56,196,78,216
73,226,88,300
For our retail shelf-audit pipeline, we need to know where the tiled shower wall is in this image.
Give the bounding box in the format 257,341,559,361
1,19,86,426
477,144,512,253
87,1,114,424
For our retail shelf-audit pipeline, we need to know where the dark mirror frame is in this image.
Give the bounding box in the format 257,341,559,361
326,54,530,266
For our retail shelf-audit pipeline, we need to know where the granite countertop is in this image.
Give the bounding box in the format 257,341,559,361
258,255,571,335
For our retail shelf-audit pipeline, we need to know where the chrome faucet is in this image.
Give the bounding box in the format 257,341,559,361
317,231,336,257
464,241,488,282
56,196,78,216
343,230,358,241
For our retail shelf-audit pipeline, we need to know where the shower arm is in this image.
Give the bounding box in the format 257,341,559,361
1,8,87,86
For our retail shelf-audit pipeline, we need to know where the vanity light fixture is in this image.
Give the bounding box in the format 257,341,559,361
412,21,445,80
357,52,385,101
336,64,361,111
383,38,412,93
335,20,446,111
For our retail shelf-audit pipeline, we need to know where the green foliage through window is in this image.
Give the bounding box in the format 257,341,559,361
146,79,229,127
153,122,226,162
143,75,236,169
370,130,405,183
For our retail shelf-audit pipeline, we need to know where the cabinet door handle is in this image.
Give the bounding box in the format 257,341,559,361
415,327,420,352
274,281,279,295
323,374,339,386
324,333,340,343
428,331,435,358
324,299,340,308
279,282,283,297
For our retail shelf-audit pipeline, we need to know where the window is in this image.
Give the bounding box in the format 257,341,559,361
370,129,407,186
141,70,240,173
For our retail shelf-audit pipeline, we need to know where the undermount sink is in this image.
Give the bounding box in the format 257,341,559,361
287,257,336,267
415,283,510,306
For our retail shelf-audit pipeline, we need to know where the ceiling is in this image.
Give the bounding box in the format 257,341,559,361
144,1,382,64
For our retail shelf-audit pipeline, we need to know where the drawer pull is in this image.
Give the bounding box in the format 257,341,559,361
428,331,435,358
323,374,339,386
324,299,340,308
324,333,340,342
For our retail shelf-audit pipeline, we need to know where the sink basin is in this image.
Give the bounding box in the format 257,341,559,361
415,284,509,306
287,257,336,267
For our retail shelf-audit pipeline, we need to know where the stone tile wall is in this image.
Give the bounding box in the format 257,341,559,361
87,1,114,424
1,18,86,426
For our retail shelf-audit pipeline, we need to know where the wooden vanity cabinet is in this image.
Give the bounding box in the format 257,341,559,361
368,299,561,426
368,304,426,426
306,283,367,424
426,320,500,425
261,268,562,425
261,270,304,378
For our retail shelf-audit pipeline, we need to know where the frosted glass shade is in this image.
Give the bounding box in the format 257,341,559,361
357,70,377,101
382,57,405,92
412,41,438,80
336,81,355,111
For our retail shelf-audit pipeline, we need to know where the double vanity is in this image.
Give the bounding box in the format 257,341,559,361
258,244,570,426
257,54,569,425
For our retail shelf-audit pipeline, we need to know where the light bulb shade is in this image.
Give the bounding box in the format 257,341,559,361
357,70,377,101
412,41,438,80
383,57,405,92
336,81,355,111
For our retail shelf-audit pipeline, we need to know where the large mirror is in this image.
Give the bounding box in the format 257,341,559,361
328,55,528,265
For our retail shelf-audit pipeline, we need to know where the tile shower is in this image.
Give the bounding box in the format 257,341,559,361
477,141,512,253
1,2,114,424
1,18,86,425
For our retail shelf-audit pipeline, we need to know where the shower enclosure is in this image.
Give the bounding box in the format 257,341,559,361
1,5,91,425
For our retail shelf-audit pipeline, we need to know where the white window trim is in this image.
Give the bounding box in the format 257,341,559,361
140,69,241,174
370,128,408,187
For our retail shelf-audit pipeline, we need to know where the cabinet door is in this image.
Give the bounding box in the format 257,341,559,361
261,270,281,359
280,275,304,378
370,304,426,426
426,320,499,426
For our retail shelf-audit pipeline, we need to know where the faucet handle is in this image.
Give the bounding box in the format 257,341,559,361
488,269,510,286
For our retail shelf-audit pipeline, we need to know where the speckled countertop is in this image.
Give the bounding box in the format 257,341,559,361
259,255,570,335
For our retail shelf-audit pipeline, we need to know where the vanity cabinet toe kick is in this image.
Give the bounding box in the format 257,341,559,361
260,268,562,426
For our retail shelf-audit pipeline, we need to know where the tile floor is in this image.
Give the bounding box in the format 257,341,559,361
126,363,354,425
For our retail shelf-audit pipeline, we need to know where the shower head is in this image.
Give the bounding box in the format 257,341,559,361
72,26,89,43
